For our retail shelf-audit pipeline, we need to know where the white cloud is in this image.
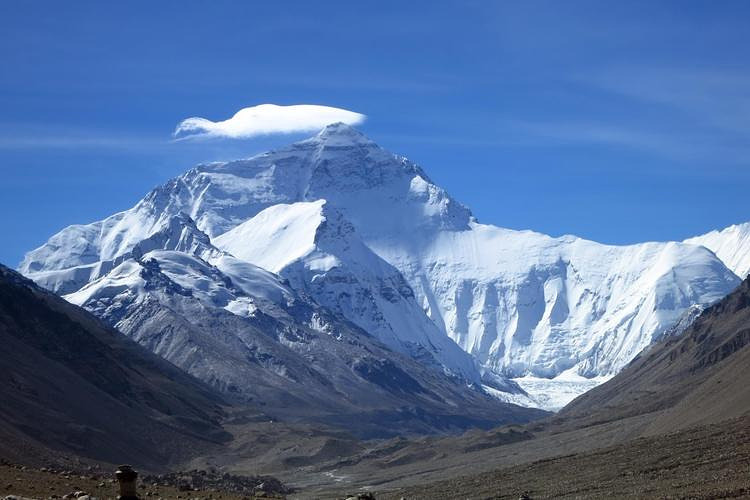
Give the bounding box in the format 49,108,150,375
174,104,366,140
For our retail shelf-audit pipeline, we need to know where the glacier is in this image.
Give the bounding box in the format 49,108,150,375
19,123,743,410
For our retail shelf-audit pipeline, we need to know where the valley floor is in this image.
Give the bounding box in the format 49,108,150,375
3,413,750,499
375,414,750,499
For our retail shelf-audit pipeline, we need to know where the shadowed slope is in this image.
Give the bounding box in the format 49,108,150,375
0,264,228,470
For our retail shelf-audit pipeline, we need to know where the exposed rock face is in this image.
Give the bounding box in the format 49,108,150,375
0,264,228,469
60,245,543,437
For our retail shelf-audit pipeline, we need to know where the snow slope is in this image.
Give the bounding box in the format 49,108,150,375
19,123,742,408
686,222,750,278
378,227,737,379
214,199,479,381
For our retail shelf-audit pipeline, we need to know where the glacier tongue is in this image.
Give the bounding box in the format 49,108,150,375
512,372,613,412
18,123,743,408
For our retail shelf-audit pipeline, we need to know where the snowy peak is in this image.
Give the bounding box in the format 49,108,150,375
216,199,405,295
212,199,363,275
302,126,432,200
65,249,295,322
19,211,224,295
214,200,328,274
131,212,221,261
18,124,746,409
215,199,482,382
310,122,376,146
146,124,472,238
686,222,750,278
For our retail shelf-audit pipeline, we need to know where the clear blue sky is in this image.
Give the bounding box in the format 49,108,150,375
2,1,750,267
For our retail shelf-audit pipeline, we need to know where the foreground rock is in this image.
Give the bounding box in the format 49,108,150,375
0,461,289,499
377,414,750,499
141,469,291,496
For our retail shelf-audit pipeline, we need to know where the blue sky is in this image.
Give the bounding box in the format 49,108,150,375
2,1,750,266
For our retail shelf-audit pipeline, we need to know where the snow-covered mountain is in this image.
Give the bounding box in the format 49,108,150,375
19,123,742,409
686,222,750,279
213,199,478,381
53,226,539,435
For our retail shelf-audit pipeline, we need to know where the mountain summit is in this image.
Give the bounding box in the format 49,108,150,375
20,126,740,408
314,121,375,144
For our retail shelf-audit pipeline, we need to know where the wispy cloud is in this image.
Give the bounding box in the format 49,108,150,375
489,67,750,165
511,120,679,153
503,118,750,166
0,133,162,151
173,104,366,140
581,67,750,136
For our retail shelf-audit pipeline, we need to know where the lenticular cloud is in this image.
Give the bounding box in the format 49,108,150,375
174,104,366,140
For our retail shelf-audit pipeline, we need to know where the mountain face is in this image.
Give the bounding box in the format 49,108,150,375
79,249,542,434
686,222,750,279
213,199,478,380
559,275,750,435
44,228,543,437
20,123,740,409
0,264,228,469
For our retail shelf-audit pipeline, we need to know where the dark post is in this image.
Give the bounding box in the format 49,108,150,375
115,465,139,500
